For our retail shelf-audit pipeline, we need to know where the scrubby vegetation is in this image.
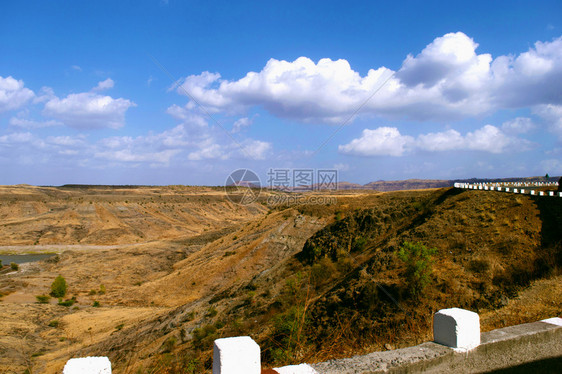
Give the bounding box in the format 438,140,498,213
35,295,50,304
50,275,67,298
156,188,562,370
1,185,561,373
397,241,437,297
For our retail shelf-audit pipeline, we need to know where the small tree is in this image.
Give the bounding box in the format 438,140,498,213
10,262,19,271
50,275,67,298
397,241,437,297
36,295,50,304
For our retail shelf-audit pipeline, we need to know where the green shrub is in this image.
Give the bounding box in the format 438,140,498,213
10,262,19,271
192,324,217,349
93,301,100,307
161,336,177,353
0,259,2,267
99,284,106,295
48,320,59,328
36,295,50,304
352,236,368,252
58,297,75,307
50,275,67,298
206,306,218,317
310,257,337,288
397,241,437,297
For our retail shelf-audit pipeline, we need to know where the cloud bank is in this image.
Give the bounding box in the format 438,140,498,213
338,122,533,157
176,32,562,124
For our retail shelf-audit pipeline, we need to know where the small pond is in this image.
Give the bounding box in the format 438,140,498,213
0,254,56,265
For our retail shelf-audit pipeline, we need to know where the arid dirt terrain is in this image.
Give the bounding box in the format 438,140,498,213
0,184,561,373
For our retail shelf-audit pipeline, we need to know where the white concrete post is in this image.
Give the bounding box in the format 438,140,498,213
433,308,480,351
63,357,111,374
213,336,260,374
530,190,535,195
514,189,518,193
539,191,544,196
550,191,554,196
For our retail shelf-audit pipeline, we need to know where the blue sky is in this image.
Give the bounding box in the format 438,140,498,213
1,0,561,186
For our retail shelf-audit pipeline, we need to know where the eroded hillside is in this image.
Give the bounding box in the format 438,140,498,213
0,185,264,246
0,186,561,373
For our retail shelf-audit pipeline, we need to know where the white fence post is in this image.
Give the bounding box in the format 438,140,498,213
213,336,261,374
63,357,111,374
433,308,480,350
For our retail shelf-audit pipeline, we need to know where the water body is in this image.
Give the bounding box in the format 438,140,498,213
0,254,56,265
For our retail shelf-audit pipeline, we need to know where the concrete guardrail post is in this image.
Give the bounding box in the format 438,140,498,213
213,336,261,374
63,357,111,374
434,308,480,351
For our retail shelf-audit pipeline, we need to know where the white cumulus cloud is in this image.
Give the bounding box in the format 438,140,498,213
43,92,136,129
501,117,536,134
173,33,562,124
9,117,63,129
338,127,414,156
0,76,35,113
92,78,115,92
534,104,562,139
339,124,531,156
232,116,256,133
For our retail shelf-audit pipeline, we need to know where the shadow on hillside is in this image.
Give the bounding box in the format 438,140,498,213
533,196,562,270
534,196,562,247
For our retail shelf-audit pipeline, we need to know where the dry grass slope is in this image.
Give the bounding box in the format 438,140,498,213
0,185,560,373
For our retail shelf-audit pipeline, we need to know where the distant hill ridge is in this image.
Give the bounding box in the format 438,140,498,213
50,176,560,193
336,176,559,192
